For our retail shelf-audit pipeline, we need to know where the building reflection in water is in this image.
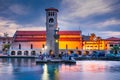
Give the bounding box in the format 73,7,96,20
42,64,49,80
0,58,38,73
41,63,59,80
60,61,106,72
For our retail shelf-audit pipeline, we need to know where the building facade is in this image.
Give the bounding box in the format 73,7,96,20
9,30,82,56
104,37,120,51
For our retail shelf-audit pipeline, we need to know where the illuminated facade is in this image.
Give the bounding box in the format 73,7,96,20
9,30,82,56
83,33,106,51
83,40,105,50
9,8,82,56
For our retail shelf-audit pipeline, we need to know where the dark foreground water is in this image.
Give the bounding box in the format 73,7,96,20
0,58,120,80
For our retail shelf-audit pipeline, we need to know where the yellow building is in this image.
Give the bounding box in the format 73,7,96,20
83,40,105,50
83,33,106,51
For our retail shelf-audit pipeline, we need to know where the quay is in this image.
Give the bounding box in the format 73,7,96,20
36,59,76,64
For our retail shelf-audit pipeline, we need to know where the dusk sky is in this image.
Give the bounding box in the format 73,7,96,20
0,0,120,38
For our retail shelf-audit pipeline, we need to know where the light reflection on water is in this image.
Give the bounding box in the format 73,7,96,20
0,58,120,80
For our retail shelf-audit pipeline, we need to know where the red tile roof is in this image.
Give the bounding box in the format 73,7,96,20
59,31,81,35
14,31,81,42
105,37,120,41
15,31,81,36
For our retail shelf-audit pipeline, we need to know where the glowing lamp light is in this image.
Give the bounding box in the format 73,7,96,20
45,46,47,50
56,40,58,43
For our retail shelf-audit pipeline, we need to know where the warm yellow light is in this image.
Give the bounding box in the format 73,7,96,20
42,64,49,80
56,40,58,43
45,46,47,50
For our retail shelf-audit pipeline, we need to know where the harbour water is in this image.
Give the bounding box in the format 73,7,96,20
0,58,120,80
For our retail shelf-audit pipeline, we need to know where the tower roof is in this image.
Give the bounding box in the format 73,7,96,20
45,8,58,12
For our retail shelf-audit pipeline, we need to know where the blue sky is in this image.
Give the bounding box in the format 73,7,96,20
0,0,120,38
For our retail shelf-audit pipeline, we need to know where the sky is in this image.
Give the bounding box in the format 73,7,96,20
0,0,120,38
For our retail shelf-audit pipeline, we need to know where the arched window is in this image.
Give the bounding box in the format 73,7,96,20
17,51,22,55
11,51,15,55
19,44,21,49
31,44,33,49
31,51,36,56
49,18,54,23
24,51,29,56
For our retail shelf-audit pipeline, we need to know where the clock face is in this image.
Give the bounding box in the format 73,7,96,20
49,18,54,23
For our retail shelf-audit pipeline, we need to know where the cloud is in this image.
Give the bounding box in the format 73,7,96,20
9,4,29,15
94,19,120,28
0,17,45,37
59,0,115,30
61,0,112,18
0,17,19,36
98,31,120,38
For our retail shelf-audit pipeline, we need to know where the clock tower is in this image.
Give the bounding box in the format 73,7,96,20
45,8,59,54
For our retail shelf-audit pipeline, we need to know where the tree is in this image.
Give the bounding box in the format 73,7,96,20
2,44,10,52
111,46,120,55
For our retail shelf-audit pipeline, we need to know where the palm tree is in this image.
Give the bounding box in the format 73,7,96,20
111,46,120,55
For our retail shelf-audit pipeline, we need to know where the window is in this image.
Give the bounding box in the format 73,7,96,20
11,51,15,55
17,51,22,55
49,18,54,23
48,12,50,16
19,44,21,49
110,44,113,47
31,51,36,56
24,51,29,56
53,12,54,16
31,44,33,49
42,44,45,48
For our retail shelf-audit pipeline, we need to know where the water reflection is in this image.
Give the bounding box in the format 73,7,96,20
41,63,60,80
60,61,106,72
0,58,38,73
42,64,49,80
0,59,120,80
